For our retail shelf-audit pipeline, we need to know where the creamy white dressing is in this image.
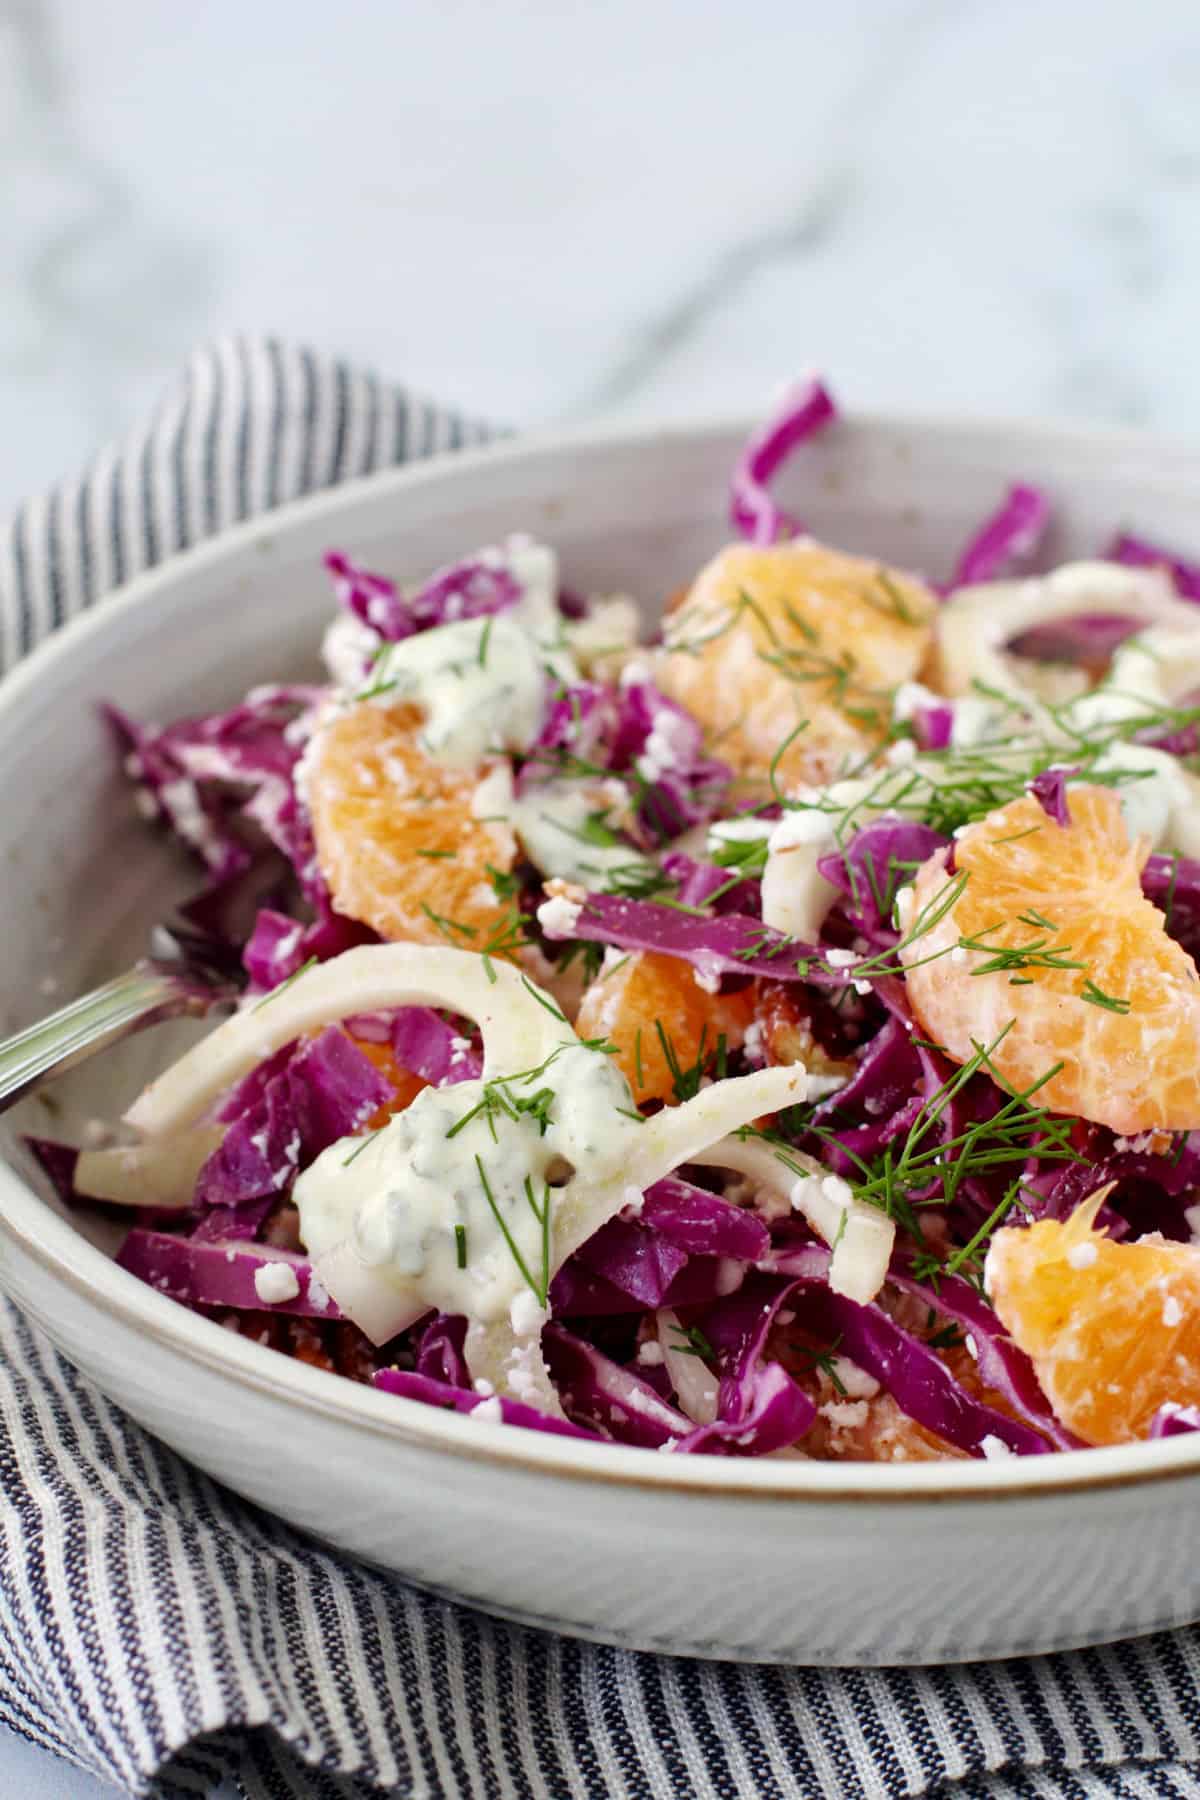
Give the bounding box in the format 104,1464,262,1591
295,1041,628,1326
364,613,548,768
509,778,653,887
126,944,817,1405
340,536,581,770
1087,742,1200,858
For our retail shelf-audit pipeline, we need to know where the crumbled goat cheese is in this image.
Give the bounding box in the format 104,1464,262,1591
1067,1241,1099,1270
253,1263,301,1305
536,894,583,937
509,1289,547,1338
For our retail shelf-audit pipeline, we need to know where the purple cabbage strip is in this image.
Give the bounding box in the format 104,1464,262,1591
324,552,415,640
640,1179,770,1262
243,909,309,990
660,851,761,917
413,1313,471,1388
951,483,1051,588
522,682,615,777
117,1231,338,1318
1027,767,1075,828
196,1029,391,1210
23,1137,81,1207
886,1257,1082,1450
108,686,329,913
390,1007,482,1087
542,1325,690,1448
607,680,732,845
772,1245,1054,1457
729,377,838,545
286,1028,393,1157
1013,616,1141,666
537,890,845,989
677,1272,816,1456
374,1366,600,1439
571,1182,768,1309
818,818,947,941
409,555,523,628
188,1196,277,1245
196,1070,305,1210
1150,1403,1200,1439
573,1219,690,1308
1143,854,1200,963
550,1254,744,1319
911,702,954,752
1024,1134,1200,1244
325,548,524,642
1107,533,1200,602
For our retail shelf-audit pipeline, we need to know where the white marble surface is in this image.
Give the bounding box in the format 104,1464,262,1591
3,0,1200,525
2,1,1200,1792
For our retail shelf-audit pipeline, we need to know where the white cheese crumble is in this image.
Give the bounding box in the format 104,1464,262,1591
823,948,858,969
509,1289,547,1338
536,894,582,937
820,1399,869,1429
470,1395,504,1423
830,1357,880,1400
253,1262,301,1305
637,1340,665,1367
980,1434,1014,1461
1066,1241,1099,1270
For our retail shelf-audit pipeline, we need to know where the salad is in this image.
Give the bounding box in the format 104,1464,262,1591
31,377,1200,1461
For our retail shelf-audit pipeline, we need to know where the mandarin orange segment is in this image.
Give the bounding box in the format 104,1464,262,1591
350,1037,428,1128
574,950,755,1107
305,701,518,951
986,1201,1200,1445
900,785,1200,1136
652,540,935,790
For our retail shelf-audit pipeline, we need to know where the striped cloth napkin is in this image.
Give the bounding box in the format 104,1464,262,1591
1,336,1199,1800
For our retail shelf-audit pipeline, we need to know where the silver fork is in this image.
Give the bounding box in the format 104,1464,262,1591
0,925,240,1116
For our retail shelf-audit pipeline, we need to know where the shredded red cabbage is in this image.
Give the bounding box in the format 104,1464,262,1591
374,1367,600,1439
117,1231,336,1318
1107,533,1200,602
729,377,838,545
951,483,1051,588
325,549,522,640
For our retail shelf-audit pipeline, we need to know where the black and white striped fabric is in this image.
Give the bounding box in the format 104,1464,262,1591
1,337,1199,1800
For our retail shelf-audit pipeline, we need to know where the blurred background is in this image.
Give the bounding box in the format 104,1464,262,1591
1,0,1198,517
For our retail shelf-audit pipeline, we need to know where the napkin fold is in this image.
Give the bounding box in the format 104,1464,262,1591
1,336,1198,1800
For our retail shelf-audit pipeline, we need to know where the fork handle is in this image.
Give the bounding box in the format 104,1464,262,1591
0,966,205,1116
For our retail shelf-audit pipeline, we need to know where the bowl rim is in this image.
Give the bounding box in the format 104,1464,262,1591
6,402,1200,1506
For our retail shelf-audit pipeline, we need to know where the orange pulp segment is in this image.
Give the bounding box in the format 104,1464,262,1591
900,785,1200,1136
651,539,935,791
574,950,755,1107
986,1197,1200,1445
305,701,518,952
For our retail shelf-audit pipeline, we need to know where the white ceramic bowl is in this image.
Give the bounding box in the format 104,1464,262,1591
4,411,1200,1668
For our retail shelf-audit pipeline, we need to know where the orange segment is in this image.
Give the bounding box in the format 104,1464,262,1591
900,785,1200,1136
652,540,935,790
351,1036,427,1128
986,1200,1200,1445
574,950,754,1106
305,701,517,951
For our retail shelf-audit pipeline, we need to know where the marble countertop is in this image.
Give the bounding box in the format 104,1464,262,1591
1,2,1199,1793
3,0,1200,525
